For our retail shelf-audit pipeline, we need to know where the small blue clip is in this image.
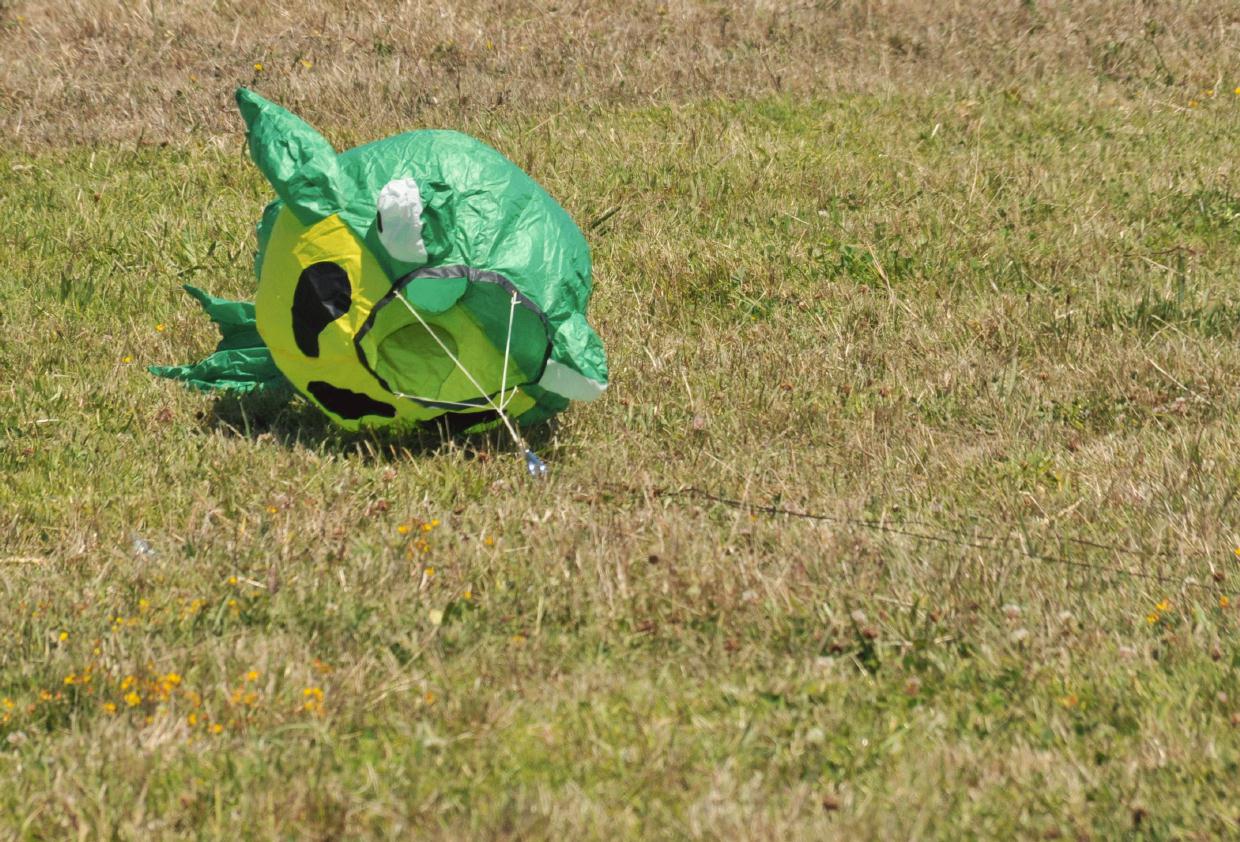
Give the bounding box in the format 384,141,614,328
524,449,548,479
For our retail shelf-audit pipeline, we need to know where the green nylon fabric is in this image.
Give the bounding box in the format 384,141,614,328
154,89,606,430
236,88,344,225
149,286,291,395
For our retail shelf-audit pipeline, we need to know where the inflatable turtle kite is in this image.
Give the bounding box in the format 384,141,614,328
153,88,607,446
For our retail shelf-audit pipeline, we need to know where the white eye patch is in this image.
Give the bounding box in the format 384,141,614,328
376,178,428,264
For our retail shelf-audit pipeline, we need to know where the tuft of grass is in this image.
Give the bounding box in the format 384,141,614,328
2,5,1240,839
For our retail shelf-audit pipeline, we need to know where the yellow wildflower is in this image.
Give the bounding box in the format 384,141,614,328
103,702,117,714
1155,599,1171,613
124,691,141,707
245,670,260,682
424,567,435,578
155,323,166,333
187,712,198,726
463,590,473,601
58,631,68,642
1146,612,1159,625
63,674,76,686
1059,694,1078,708
253,62,264,72
266,505,278,514
120,675,135,690
484,536,495,547
1221,595,1231,608
424,691,436,705
2,698,13,710
397,523,412,535
122,355,133,364
1188,99,1199,108
210,723,223,734
227,576,238,585
300,58,313,69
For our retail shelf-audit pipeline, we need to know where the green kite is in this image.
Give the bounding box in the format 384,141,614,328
153,88,607,447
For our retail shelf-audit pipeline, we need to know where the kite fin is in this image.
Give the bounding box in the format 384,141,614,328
149,285,294,398
235,87,344,223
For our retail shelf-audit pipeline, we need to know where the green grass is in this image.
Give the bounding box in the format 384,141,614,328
2,89,1239,839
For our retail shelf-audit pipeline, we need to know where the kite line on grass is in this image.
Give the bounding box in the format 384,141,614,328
622,485,1227,595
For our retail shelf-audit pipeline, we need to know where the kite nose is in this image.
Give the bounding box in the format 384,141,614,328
354,266,552,412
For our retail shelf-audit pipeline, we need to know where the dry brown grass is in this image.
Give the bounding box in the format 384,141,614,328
2,0,1239,145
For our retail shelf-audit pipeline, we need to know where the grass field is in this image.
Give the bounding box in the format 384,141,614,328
3,1,1240,838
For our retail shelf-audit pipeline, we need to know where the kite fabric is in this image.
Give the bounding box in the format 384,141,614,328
153,88,607,434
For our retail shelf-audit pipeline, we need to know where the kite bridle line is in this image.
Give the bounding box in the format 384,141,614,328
391,290,548,477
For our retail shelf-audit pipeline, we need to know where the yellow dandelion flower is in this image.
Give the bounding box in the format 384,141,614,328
397,523,412,535
2,698,13,710
103,702,117,714
1234,87,1240,95
63,674,76,686
424,691,436,705
38,689,52,701
253,62,264,72
163,673,182,687
58,631,68,642
424,567,435,578
1206,89,1215,97
120,675,135,690
227,576,238,585
1146,612,1159,625
421,522,433,533
210,722,223,734
483,536,495,547
266,505,278,514
245,670,260,683
122,355,133,364
1234,547,1240,558
463,590,472,601
124,691,141,707
302,687,324,700
155,323,166,333
1156,599,1171,613
1221,595,1231,608
187,712,198,726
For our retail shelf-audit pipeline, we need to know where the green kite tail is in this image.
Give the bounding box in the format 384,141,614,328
148,285,292,397
152,88,607,433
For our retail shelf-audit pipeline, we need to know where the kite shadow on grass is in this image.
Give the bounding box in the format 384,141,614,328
203,388,559,465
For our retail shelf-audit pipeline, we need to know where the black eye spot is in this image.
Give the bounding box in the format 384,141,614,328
376,210,384,234
306,381,396,421
292,261,351,357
